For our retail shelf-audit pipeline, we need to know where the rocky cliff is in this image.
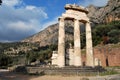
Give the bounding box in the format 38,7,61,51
22,0,120,46
87,0,120,24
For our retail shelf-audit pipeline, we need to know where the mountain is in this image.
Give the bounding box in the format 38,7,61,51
87,0,120,24
21,0,120,46
22,21,75,46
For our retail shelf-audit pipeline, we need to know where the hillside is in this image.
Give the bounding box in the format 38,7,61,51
22,0,120,47
87,0,120,24
22,21,75,46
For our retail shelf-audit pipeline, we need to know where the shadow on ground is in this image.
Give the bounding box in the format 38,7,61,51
0,71,39,80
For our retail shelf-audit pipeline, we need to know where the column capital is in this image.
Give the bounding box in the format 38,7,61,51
74,19,79,21
86,21,91,24
58,17,65,21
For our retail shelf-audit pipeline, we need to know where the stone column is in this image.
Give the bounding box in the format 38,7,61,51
86,22,94,67
57,17,65,67
74,19,82,66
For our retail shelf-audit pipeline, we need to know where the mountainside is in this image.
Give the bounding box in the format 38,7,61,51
22,23,59,46
22,0,120,46
87,0,120,24
22,21,75,46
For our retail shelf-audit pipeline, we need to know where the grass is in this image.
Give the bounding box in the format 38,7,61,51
111,43,120,48
105,66,120,69
99,69,119,76
81,77,89,80
81,49,86,54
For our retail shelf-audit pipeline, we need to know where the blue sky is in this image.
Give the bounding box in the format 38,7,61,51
0,0,108,42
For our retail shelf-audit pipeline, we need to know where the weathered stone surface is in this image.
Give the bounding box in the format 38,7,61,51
81,44,120,67
74,20,82,66
93,44,120,67
55,4,94,67
86,22,94,67
26,66,105,75
57,18,65,67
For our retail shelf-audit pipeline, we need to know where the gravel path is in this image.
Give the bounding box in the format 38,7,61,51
30,74,120,80
88,74,120,80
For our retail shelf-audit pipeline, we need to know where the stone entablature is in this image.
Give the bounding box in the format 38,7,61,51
65,4,88,14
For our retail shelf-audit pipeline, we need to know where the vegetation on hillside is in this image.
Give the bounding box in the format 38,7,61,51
79,21,120,48
67,21,120,48
0,21,120,68
93,21,120,45
0,54,13,68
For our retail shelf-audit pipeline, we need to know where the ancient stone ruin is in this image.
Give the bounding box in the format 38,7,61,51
52,4,94,67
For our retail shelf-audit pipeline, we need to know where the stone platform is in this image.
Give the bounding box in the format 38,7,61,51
26,66,105,75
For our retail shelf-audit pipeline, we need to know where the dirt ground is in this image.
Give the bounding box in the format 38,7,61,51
0,70,120,80
29,75,120,80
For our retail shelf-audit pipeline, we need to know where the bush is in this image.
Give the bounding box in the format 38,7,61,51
92,21,120,45
0,54,13,68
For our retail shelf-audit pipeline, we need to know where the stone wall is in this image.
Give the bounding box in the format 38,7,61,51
93,46,120,67
81,45,120,67
92,45,120,67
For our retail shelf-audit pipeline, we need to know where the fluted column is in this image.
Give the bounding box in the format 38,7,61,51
74,19,82,66
57,17,65,67
86,21,94,67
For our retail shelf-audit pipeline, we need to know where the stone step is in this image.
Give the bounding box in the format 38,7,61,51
26,66,105,75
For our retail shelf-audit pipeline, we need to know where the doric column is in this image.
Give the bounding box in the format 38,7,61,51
74,19,82,66
57,17,65,67
86,21,94,67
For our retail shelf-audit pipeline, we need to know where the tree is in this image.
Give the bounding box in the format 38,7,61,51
92,21,120,45
0,0,2,5
108,29,120,43
0,54,13,68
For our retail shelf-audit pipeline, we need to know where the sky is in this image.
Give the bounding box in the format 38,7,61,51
0,0,108,42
